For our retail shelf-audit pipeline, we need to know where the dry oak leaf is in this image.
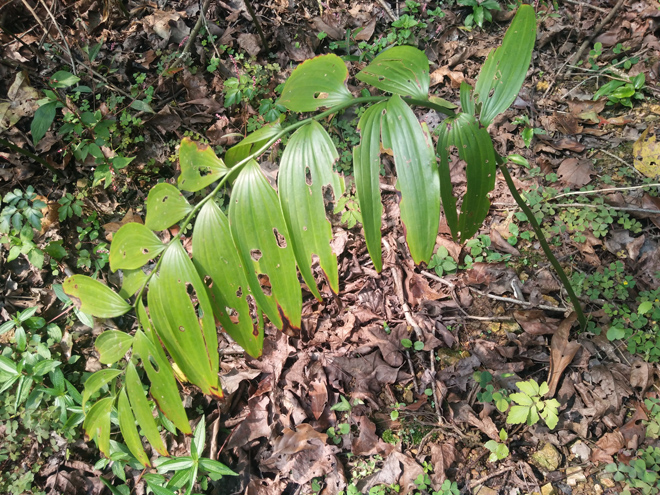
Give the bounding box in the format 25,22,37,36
547,312,581,397
557,158,594,187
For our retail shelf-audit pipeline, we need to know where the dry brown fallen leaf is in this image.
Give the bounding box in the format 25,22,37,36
547,312,580,397
557,157,594,187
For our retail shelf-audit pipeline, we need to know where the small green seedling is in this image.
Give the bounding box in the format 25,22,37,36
484,429,510,462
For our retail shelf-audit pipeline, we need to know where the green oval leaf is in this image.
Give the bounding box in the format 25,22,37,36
354,101,387,272
118,268,148,299
278,54,353,112
109,223,166,271
229,160,302,332
178,138,228,192
125,361,169,456
147,241,221,398
118,388,151,467
193,201,263,358
95,330,134,365
356,46,430,100
49,71,80,88
436,113,496,242
278,121,343,297
83,396,114,458
382,95,439,264
145,183,193,231
63,275,131,318
474,5,537,127
83,368,123,410
31,101,57,146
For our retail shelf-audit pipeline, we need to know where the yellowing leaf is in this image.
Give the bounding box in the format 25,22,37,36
633,126,660,178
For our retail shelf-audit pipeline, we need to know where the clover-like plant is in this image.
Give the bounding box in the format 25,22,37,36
60,6,575,466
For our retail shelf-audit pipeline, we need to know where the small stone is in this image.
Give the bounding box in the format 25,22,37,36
532,443,562,472
599,475,615,488
540,483,557,495
593,484,603,495
473,486,498,495
570,440,591,463
566,466,586,486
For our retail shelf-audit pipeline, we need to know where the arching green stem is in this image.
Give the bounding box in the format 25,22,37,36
497,157,587,331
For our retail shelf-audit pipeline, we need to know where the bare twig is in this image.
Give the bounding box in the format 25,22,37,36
491,202,660,215
376,0,398,21
570,0,626,65
468,466,515,489
548,183,660,201
37,0,76,74
179,0,213,64
593,148,646,178
244,0,268,53
469,287,569,313
564,0,608,13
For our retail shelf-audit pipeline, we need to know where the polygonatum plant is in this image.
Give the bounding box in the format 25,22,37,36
62,6,573,468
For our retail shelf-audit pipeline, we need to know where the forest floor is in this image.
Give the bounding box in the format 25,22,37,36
2,0,660,494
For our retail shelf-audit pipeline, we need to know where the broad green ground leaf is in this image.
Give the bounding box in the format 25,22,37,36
49,71,80,88
31,101,56,145
63,275,131,318
109,223,165,271
134,320,191,434
278,121,343,297
83,368,123,409
356,46,429,100
178,138,228,192
506,405,530,425
125,361,169,456
436,113,497,242
353,101,387,272
95,330,133,365
118,388,150,467
147,241,221,398
145,183,193,231
193,201,263,357
474,5,537,127
83,396,113,457
229,160,301,331
225,119,283,168
118,268,148,299
382,95,439,264
278,54,353,112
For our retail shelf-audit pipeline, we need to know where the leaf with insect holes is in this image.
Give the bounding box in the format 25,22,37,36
134,309,191,434
474,5,536,127
436,112,496,242
229,160,302,332
109,223,166,271
148,241,221,398
278,54,353,112
193,200,263,358
356,46,430,100
63,275,131,318
178,138,229,192
382,95,439,264
354,101,386,272
145,183,193,231
278,121,344,298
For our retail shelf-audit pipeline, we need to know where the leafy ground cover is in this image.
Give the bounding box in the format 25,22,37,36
2,0,660,494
